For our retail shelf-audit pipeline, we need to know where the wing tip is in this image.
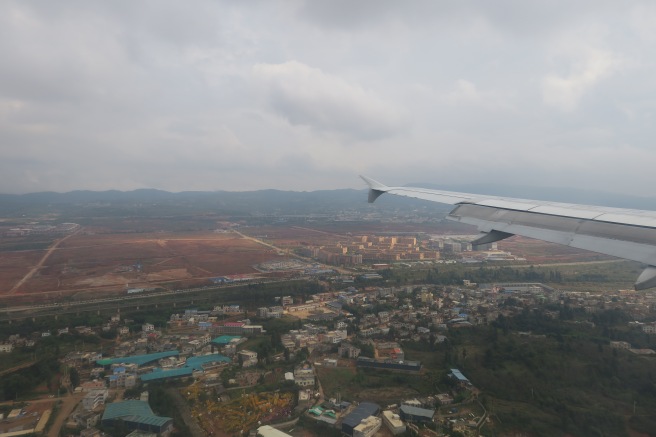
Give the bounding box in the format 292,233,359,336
360,175,389,203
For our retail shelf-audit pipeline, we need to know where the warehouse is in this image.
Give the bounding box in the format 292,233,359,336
399,404,435,423
101,400,172,434
341,402,380,436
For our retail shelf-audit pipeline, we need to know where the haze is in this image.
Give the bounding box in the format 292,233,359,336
1,1,655,195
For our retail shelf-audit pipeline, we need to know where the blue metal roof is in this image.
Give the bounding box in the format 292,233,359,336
102,400,172,427
186,353,231,370
211,335,241,345
139,354,230,381
450,368,470,382
97,350,179,367
342,402,380,430
400,404,434,419
140,367,193,381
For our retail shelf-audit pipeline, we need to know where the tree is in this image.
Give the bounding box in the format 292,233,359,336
69,367,80,388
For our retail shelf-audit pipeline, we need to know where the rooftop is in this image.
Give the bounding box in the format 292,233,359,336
102,400,172,427
97,350,179,367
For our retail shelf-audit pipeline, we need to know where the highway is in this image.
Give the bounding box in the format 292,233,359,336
0,278,305,322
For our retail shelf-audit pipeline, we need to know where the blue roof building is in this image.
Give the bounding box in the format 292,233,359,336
96,350,179,367
211,335,242,345
450,368,471,385
139,353,230,382
341,402,380,436
101,400,173,434
399,405,435,423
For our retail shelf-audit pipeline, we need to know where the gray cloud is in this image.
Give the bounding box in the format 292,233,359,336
253,61,407,140
0,1,655,197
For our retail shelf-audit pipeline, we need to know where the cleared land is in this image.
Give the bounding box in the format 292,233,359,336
0,221,633,302
0,231,285,299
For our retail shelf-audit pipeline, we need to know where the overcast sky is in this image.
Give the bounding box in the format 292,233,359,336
1,1,656,195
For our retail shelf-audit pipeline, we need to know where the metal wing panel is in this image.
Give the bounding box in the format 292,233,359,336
383,187,478,205
361,176,656,288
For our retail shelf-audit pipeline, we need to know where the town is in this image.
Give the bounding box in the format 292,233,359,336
2,270,656,437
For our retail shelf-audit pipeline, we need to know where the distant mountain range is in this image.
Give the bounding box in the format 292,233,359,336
1,183,655,218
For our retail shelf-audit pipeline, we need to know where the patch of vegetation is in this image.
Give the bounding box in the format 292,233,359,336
0,355,60,401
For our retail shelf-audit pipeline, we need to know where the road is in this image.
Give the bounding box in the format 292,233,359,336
232,230,352,274
0,359,37,378
9,229,80,294
167,387,206,437
47,392,83,437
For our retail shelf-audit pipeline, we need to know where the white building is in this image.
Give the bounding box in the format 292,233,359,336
257,425,292,437
353,416,382,437
643,324,656,334
382,411,406,435
238,349,258,368
82,389,109,411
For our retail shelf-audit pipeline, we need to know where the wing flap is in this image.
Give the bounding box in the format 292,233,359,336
361,175,656,289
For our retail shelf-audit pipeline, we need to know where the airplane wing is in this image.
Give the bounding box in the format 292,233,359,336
361,175,656,290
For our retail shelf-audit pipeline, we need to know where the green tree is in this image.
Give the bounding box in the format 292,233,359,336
69,367,80,388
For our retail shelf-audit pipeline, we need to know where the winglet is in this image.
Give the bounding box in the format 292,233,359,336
635,266,656,291
360,175,389,203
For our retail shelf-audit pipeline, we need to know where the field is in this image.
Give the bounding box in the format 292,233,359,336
0,230,287,300
316,366,431,404
0,219,636,303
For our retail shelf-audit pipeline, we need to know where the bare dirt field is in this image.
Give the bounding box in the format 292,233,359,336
0,230,286,298
0,251,44,291
0,222,612,302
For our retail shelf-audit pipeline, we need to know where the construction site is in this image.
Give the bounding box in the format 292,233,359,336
185,385,295,436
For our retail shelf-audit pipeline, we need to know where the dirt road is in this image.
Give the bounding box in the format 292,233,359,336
47,392,83,437
9,229,80,294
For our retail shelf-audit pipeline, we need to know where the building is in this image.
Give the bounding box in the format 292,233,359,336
353,416,382,437
101,400,173,435
82,389,109,411
257,425,292,437
339,343,361,359
294,365,315,387
356,357,421,372
610,341,631,349
0,344,13,353
449,368,471,386
342,402,380,437
74,411,100,429
436,393,454,405
238,349,258,367
382,410,406,435
643,324,656,334
399,404,434,423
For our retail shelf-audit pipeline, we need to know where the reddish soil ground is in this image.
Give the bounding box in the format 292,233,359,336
0,231,286,299
0,223,607,302
0,251,44,291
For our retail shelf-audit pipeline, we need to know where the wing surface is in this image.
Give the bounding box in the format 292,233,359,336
361,175,656,290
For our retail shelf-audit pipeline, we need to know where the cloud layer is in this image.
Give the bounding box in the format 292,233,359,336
1,1,656,197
